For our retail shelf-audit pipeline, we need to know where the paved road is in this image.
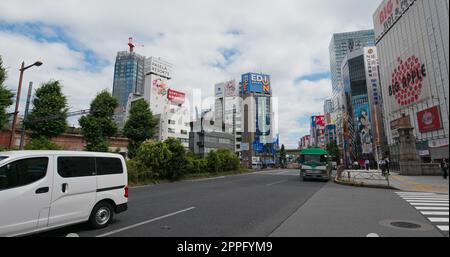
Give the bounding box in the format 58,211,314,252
32,169,447,237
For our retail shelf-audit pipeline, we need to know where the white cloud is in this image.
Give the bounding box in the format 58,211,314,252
0,0,382,147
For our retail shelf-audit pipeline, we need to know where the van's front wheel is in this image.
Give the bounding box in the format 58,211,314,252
89,202,114,229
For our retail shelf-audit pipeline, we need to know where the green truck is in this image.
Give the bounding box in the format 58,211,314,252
299,148,332,181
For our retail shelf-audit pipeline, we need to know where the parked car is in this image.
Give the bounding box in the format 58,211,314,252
0,151,128,237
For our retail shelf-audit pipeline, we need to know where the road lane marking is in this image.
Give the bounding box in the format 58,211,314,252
403,198,449,201
96,207,196,237
415,207,449,210
366,233,380,237
266,180,287,186
427,217,449,223
437,225,449,231
421,211,449,216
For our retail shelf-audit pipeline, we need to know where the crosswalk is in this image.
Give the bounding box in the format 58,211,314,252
396,192,449,234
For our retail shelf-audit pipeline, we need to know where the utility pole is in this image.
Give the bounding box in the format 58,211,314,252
19,82,33,150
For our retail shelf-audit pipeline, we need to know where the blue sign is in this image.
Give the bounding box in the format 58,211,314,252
242,73,271,95
311,116,316,128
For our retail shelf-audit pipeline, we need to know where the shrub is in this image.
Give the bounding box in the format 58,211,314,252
25,136,62,150
135,140,172,179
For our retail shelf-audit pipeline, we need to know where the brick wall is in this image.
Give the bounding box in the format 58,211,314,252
0,129,129,152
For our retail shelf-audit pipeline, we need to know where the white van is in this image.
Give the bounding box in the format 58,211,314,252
0,151,128,237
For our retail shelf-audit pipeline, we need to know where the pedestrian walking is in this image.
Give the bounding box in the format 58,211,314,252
441,159,448,180
365,159,370,171
385,157,390,173
379,159,386,176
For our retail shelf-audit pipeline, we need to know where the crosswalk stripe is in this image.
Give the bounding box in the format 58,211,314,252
415,207,449,210
403,197,448,201
437,226,449,232
428,217,449,223
406,200,449,203
421,211,449,216
396,192,440,195
410,203,449,206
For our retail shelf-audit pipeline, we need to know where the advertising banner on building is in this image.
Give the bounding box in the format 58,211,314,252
417,106,442,133
242,73,271,95
364,48,380,105
385,55,430,112
315,115,325,127
167,89,186,104
373,0,416,42
224,80,238,97
355,103,373,155
146,57,172,79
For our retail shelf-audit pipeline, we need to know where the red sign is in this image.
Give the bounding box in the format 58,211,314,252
315,115,325,127
417,106,442,133
167,89,185,104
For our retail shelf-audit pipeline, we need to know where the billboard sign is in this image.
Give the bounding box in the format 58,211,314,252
242,73,271,95
374,0,416,42
386,56,429,112
315,115,325,127
417,106,442,133
355,103,373,155
146,57,172,79
364,48,380,105
167,89,186,104
224,80,238,97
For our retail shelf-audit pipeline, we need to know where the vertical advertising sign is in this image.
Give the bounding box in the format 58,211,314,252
373,0,416,42
355,103,373,155
364,48,380,105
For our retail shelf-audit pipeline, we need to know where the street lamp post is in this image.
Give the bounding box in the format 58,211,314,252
9,61,43,148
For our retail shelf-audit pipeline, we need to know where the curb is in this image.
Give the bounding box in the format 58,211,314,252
334,177,395,190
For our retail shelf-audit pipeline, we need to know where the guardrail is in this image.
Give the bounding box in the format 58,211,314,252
337,169,390,187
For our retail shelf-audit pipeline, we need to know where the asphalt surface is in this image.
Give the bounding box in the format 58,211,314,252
32,169,447,237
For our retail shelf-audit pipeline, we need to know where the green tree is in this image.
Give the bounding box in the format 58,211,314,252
123,99,156,158
164,138,186,180
279,144,287,167
79,90,118,152
0,56,14,129
326,141,340,164
27,80,68,138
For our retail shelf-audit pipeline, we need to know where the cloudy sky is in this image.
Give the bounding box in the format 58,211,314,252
0,0,381,148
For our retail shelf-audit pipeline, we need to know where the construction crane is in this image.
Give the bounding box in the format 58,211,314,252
128,37,144,53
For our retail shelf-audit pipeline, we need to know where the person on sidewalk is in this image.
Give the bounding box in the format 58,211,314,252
365,159,370,171
379,159,386,176
441,159,448,180
385,157,390,173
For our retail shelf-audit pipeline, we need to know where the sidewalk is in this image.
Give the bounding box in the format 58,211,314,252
335,169,449,193
389,172,449,193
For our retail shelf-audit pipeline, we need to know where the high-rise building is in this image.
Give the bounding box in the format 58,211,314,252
339,47,385,166
214,79,242,152
112,51,145,109
241,73,278,168
329,30,375,112
373,0,449,164
143,57,190,148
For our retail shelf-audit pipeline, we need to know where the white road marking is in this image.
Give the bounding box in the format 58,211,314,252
96,207,196,237
415,207,449,210
410,203,449,206
427,217,449,223
406,200,449,203
266,180,287,186
420,211,449,216
403,198,449,201
437,225,449,231
366,233,380,237
66,233,79,237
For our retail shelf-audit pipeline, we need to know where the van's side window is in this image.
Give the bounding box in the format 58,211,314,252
0,158,49,191
96,158,123,175
57,157,95,178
